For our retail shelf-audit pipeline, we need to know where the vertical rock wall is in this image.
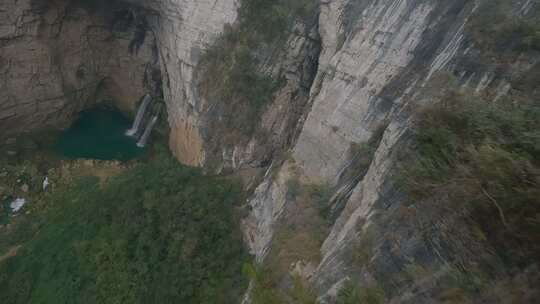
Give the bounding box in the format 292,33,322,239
242,0,539,302
2,0,538,302
0,0,159,135
143,0,240,166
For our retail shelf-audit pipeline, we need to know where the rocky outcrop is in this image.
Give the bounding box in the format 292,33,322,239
0,0,159,136
129,0,322,169
142,0,240,166
238,0,539,302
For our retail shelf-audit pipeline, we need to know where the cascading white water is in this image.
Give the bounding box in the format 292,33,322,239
136,115,158,148
126,94,152,136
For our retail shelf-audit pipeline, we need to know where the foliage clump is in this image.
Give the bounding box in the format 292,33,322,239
402,91,540,269
243,263,284,304
468,0,540,53
352,225,378,267
337,280,385,304
308,182,334,221
243,263,317,304
198,0,317,135
0,151,248,303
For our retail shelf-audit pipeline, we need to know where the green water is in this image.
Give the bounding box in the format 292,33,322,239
55,108,145,160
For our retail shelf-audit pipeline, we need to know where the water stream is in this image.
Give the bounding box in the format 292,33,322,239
136,115,158,148
126,94,152,137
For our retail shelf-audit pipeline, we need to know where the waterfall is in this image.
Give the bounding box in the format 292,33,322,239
136,115,158,148
126,94,152,136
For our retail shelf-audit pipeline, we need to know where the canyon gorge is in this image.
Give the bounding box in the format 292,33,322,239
1,0,539,303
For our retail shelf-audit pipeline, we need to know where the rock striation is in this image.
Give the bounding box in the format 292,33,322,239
233,0,539,302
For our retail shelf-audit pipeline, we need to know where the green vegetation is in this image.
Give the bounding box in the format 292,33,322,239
337,280,385,304
0,132,60,226
243,263,284,304
245,168,326,304
347,141,376,174
289,275,317,304
402,262,430,282
198,0,317,136
286,177,302,201
402,91,540,270
0,148,248,303
243,263,317,304
352,226,378,267
308,182,333,221
348,122,386,170
468,0,540,53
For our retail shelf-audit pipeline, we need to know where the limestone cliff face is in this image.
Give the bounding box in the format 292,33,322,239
147,0,238,166
238,0,538,302
125,0,240,166
1,0,538,302
140,0,320,170
0,0,159,135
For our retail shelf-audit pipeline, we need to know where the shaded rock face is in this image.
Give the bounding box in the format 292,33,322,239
0,0,160,135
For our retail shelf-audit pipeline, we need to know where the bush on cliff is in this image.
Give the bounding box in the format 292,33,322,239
402,91,540,269
468,0,540,53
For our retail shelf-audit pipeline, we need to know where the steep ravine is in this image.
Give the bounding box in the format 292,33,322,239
1,0,539,303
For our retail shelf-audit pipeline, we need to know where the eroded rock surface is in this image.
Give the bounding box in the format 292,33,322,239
238,0,539,302
0,0,159,135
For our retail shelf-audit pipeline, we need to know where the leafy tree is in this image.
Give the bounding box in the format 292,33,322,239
0,154,248,303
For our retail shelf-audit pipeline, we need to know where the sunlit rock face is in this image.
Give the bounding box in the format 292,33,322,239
0,0,159,135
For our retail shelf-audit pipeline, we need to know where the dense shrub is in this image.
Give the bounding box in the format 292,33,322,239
243,263,284,304
402,91,540,266
308,183,334,220
0,153,248,303
337,280,385,304
286,177,302,201
468,0,540,53
352,225,378,267
243,263,317,304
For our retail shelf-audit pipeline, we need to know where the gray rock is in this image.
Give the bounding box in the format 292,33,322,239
0,0,160,135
